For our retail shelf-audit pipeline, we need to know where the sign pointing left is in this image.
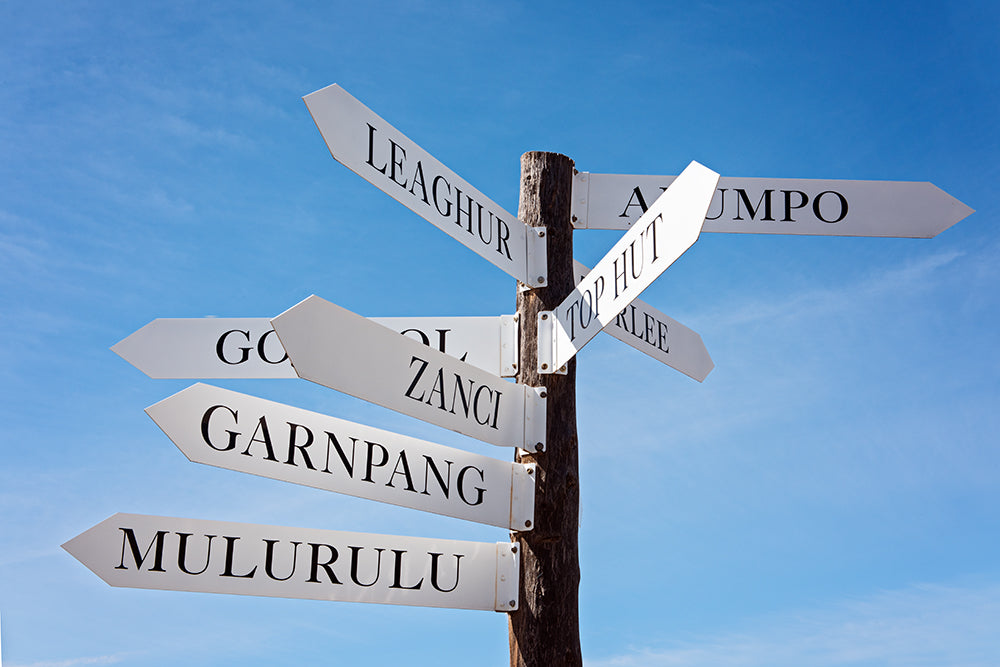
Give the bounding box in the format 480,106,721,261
305,84,547,287
271,295,546,450
147,383,536,530
111,316,519,379
64,513,519,611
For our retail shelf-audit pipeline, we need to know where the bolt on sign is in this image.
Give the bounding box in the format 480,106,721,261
147,384,535,530
271,295,547,451
63,514,520,612
539,161,720,373
573,173,974,238
304,84,547,287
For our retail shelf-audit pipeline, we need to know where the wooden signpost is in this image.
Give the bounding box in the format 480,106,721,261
65,82,974,667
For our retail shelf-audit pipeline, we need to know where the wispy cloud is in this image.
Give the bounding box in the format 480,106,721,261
586,579,1000,667
8,654,132,667
702,248,967,331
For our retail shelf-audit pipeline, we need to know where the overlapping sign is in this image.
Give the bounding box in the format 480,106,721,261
72,79,975,624
63,513,520,611
270,295,546,451
573,260,713,382
573,172,974,238
147,384,535,530
112,315,519,379
113,303,712,382
305,84,547,287
539,161,720,373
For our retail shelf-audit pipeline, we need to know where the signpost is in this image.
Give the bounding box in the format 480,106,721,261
63,513,520,611
573,172,974,237
112,315,519,379
68,81,977,667
147,383,536,530
539,161,720,373
270,295,546,451
304,84,547,287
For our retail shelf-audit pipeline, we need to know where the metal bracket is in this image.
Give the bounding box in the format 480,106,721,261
494,542,520,612
499,314,519,378
509,463,536,532
523,385,547,452
536,312,567,375
524,226,548,289
571,171,590,228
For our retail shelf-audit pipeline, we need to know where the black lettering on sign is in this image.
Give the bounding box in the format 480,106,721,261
197,404,486,505
624,185,850,225
398,327,468,362
215,328,288,365
612,305,670,354
111,525,467,593
216,329,252,365
365,122,513,260
403,355,502,429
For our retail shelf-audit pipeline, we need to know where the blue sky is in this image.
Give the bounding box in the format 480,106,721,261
2,1,998,665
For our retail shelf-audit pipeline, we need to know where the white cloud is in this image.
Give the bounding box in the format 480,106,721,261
586,579,1000,667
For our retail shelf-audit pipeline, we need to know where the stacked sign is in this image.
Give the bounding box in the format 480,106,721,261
65,83,971,621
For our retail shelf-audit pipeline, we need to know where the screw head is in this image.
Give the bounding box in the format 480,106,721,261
509,600,516,608
535,442,544,452
525,520,532,528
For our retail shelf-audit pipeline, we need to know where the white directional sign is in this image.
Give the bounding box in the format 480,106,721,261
573,172,974,238
63,513,520,611
304,84,547,287
271,296,546,450
574,261,713,382
112,315,519,379
147,384,536,530
539,162,720,373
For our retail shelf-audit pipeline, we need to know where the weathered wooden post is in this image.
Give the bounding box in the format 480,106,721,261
509,151,582,666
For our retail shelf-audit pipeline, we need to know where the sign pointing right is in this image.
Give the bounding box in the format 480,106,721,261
573,173,974,238
539,161,720,373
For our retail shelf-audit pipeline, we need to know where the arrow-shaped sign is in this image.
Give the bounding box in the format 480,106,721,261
305,84,547,287
111,315,519,379
271,296,546,450
573,172,974,238
574,261,713,382
539,161,720,373
112,304,710,382
64,513,519,611
147,384,535,530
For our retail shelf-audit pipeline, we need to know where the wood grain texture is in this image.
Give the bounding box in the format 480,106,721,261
508,152,582,667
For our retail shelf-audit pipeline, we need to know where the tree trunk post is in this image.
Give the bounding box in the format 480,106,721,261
508,151,581,667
